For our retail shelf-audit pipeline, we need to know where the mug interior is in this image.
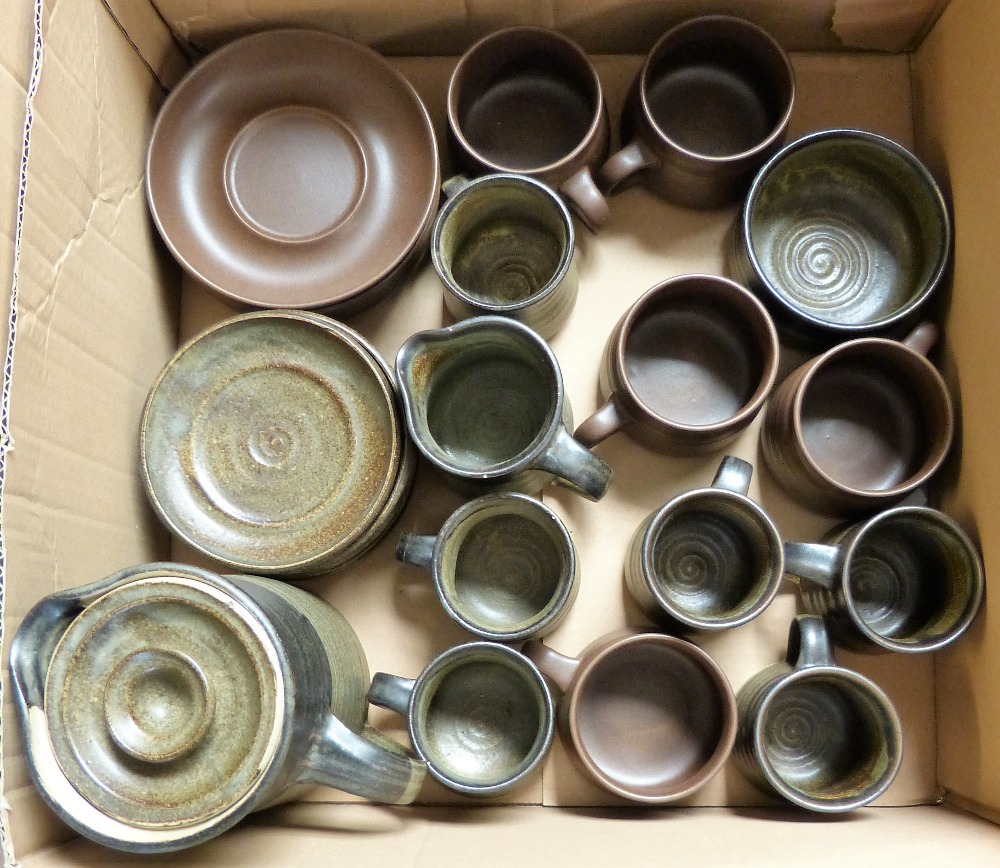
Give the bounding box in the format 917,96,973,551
621,280,772,428
422,328,558,472
845,511,983,649
647,491,781,626
437,178,571,308
453,30,600,171
747,133,949,330
413,647,550,789
572,639,733,800
644,18,793,159
440,499,571,637
760,671,898,810
797,341,950,494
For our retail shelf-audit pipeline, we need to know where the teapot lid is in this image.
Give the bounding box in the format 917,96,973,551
44,574,285,829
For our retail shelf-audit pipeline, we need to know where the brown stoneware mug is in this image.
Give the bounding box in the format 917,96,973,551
396,316,613,500
599,16,794,208
395,492,579,642
625,456,784,632
368,642,554,797
574,274,778,455
431,174,578,339
760,322,954,515
447,26,611,230
729,129,951,348
784,506,984,653
524,631,737,803
735,615,903,813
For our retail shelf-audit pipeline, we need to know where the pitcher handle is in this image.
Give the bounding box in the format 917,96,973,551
297,712,425,805
534,425,613,501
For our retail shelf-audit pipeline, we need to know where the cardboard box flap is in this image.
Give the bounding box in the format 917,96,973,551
147,0,949,57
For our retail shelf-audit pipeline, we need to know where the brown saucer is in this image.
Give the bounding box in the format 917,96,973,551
146,30,439,316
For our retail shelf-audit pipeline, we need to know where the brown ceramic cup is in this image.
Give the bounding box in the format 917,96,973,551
760,322,954,515
784,506,984,654
447,26,611,230
599,16,794,208
625,456,784,632
574,274,778,455
524,631,737,803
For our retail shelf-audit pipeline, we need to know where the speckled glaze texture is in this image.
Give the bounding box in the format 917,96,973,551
599,16,793,208
731,129,951,348
625,456,784,632
368,642,554,797
524,630,737,803
784,506,984,653
396,492,579,641
396,317,612,500
447,26,611,230
760,325,954,515
8,563,425,853
734,616,902,813
432,174,578,339
141,311,415,577
574,275,778,455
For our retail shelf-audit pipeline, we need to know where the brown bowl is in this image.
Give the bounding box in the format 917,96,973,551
146,30,439,316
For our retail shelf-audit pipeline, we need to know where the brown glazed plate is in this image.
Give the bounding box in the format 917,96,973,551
146,30,439,314
140,311,408,576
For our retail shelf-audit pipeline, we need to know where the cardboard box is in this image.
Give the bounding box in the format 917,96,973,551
3,0,1000,862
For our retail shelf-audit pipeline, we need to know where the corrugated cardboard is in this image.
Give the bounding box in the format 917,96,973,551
4,0,1000,863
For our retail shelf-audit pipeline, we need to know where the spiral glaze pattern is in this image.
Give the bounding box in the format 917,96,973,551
452,513,564,631
651,510,757,619
774,216,872,313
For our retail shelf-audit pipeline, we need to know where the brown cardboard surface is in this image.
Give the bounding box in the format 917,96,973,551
148,0,949,55
5,0,1000,861
912,0,1000,816
2,0,180,857
19,804,1000,867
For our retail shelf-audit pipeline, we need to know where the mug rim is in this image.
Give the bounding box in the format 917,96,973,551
408,641,555,796
836,505,985,652
431,492,578,641
740,128,952,337
639,486,784,630
430,173,576,313
447,25,606,177
639,14,795,166
751,664,903,812
610,273,779,434
564,630,737,802
789,335,955,502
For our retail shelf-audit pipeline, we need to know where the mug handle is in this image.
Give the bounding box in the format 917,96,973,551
573,393,632,448
559,167,610,231
534,424,614,501
441,174,472,200
368,672,417,717
598,140,659,195
522,640,580,693
395,534,436,573
783,541,841,591
712,455,753,495
902,321,939,356
786,615,836,669
296,709,425,805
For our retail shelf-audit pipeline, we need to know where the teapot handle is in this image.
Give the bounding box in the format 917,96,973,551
297,713,426,805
